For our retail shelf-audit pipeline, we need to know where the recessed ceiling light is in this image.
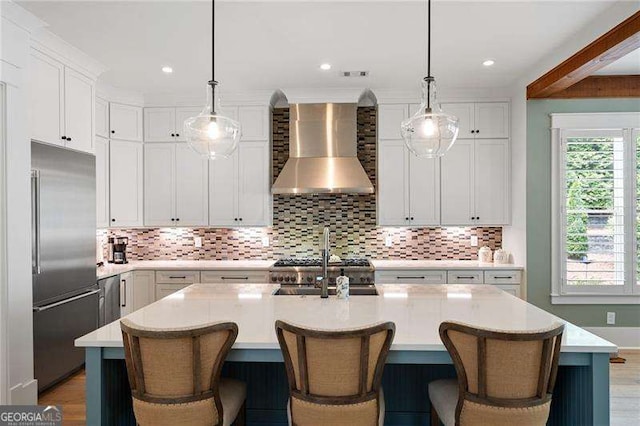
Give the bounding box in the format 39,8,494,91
162,66,173,73
319,63,332,71
482,60,495,67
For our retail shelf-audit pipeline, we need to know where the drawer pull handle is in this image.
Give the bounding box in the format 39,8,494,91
494,276,514,280
221,276,249,280
456,276,477,279
169,276,187,279
396,276,426,280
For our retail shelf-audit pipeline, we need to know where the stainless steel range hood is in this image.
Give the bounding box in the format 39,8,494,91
271,103,374,194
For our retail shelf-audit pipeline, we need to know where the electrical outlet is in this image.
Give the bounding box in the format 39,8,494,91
194,237,203,248
261,236,270,247
470,236,479,247
385,236,393,247
607,312,616,325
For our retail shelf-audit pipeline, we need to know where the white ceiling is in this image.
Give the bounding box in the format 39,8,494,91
594,48,640,75
17,1,624,97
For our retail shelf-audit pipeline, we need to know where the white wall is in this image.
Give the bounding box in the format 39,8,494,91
0,2,46,404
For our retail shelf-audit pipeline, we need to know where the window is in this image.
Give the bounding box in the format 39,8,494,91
551,113,640,304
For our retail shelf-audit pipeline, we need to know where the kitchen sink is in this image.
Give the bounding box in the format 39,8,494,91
274,286,379,296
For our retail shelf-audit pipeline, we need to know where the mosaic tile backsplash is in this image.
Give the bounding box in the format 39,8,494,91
100,107,502,260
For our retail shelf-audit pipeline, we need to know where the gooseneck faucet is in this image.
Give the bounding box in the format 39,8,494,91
321,227,330,298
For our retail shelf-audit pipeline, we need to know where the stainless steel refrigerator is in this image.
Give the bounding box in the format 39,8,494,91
31,142,98,392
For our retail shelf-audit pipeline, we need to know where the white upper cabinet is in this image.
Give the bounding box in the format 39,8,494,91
441,140,475,226
29,50,65,146
144,143,208,227
409,154,440,225
95,97,109,138
440,102,509,139
237,106,269,140
63,67,93,153
110,103,143,141
174,107,201,142
30,49,94,153
474,139,510,225
378,140,409,226
144,108,176,142
378,104,408,140
95,136,110,229
209,142,271,227
109,140,143,227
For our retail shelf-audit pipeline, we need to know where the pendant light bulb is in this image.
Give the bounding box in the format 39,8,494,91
207,120,220,139
401,0,459,158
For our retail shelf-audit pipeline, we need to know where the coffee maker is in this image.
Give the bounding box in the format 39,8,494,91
112,237,128,264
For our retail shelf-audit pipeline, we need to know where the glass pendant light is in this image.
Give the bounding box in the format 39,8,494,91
184,0,241,159
401,0,459,158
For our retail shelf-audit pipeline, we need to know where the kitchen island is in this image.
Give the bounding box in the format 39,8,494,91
76,283,615,425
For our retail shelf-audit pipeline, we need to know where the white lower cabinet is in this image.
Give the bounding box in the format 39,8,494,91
119,272,133,316
375,270,447,284
155,283,191,301
447,270,484,284
200,270,269,284
109,140,144,227
495,285,521,298
209,141,271,227
120,271,155,316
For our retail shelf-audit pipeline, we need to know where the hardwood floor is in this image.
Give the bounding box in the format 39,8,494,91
38,350,640,425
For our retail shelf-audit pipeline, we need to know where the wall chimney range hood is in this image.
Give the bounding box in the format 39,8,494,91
271,103,374,194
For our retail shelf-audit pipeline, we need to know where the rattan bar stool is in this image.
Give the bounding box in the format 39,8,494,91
275,320,395,426
429,321,565,426
120,319,246,426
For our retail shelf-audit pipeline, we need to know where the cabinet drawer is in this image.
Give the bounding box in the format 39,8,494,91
200,270,268,284
375,270,447,284
155,270,201,284
484,270,521,284
447,271,484,284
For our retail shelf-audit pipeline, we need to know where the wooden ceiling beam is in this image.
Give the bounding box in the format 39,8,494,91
527,11,640,99
544,75,640,99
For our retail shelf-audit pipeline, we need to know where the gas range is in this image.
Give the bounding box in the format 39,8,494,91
269,258,374,286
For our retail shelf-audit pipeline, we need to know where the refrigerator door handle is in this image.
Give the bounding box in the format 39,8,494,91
33,289,100,313
31,170,41,275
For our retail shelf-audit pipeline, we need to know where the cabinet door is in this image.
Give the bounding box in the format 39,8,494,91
441,140,475,225
174,107,201,142
155,283,190,301
29,50,64,146
409,154,440,225
440,103,474,139
110,103,143,141
144,144,175,226
132,271,155,311
238,142,271,226
95,136,110,228
475,139,509,225
378,104,408,140
495,285,521,298
95,97,109,138
237,106,269,140
378,140,409,226
209,151,238,226
109,140,143,226
474,103,509,139
64,67,94,153
175,143,209,226
144,107,176,142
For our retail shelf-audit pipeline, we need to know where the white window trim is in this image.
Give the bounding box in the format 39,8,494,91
551,113,640,305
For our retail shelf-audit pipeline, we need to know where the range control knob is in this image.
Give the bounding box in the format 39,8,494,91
277,276,283,282
284,276,290,282
306,276,313,283
271,276,278,282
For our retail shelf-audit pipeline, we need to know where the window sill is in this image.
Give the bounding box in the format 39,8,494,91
551,294,640,305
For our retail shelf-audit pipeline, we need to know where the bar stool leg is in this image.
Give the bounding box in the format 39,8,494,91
430,404,440,426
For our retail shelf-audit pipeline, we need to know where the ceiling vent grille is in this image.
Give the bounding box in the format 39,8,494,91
342,71,369,78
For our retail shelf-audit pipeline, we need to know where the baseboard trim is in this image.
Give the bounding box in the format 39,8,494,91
585,327,640,349
9,379,37,404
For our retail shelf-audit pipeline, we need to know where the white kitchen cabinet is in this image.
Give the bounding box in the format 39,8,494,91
378,138,439,227
155,270,201,284
119,272,134,316
378,104,408,140
209,141,271,227
110,102,143,141
155,283,191,301
95,136,110,228
237,106,270,140
495,285,521,298
200,270,269,284
441,139,509,226
144,143,208,227
144,106,203,142
30,50,94,153
131,271,155,311
109,140,143,227
375,270,447,284
484,270,522,284
440,102,509,139
447,270,484,284
95,97,109,138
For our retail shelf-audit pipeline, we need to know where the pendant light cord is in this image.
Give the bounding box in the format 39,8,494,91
209,0,217,114
425,0,432,110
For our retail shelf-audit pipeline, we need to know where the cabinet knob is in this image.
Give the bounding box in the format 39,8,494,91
410,217,414,220
67,137,72,141
111,130,115,134
239,218,242,221
175,133,180,137
176,218,180,221
405,217,409,221
112,218,116,222
476,130,480,134
171,133,175,137
234,218,238,221
171,218,175,221
61,136,66,140
470,130,475,134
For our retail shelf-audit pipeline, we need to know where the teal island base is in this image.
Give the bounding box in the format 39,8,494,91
86,348,610,425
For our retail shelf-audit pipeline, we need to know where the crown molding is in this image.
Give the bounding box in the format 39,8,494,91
96,82,145,106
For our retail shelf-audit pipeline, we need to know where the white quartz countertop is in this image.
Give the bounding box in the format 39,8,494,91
76,283,615,353
97,260,276,279
371,260,523,270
